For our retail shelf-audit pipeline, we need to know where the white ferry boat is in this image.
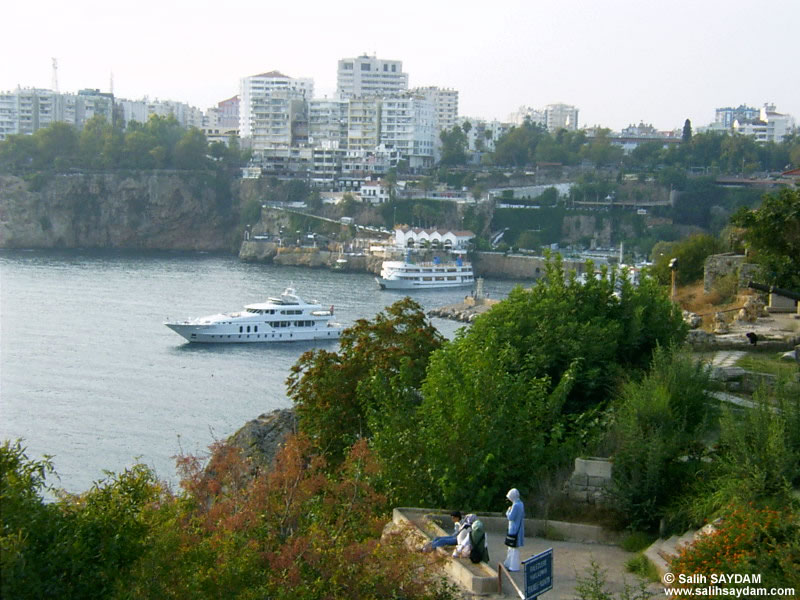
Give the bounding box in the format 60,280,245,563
165,287,343,343
376,255,475,290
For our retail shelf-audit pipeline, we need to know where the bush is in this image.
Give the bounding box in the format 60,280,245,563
609,348,711,531
671,502,800,589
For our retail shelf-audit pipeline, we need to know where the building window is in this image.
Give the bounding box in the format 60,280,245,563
361,63,370,71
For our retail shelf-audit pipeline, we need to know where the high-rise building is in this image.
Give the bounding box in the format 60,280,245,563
346,97,382,153
413,86,458,132
309,98,348,146
239,71,313,148
336,55,408,100
0,87,114,140
545,103,579,132
380,93,436,169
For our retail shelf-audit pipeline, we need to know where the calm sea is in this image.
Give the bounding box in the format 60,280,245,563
0,249,524,492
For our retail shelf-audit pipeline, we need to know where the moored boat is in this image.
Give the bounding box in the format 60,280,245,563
376,255,474,290
165,287,342,343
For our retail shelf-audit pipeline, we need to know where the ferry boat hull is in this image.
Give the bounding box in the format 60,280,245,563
375,258,475,290
375,277,473,290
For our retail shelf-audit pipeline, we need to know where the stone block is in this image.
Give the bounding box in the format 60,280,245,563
569,489,588,503
570,473,589,487
587,475,611,488
574,457,613,479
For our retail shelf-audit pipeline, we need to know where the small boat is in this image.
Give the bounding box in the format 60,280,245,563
376,254,475,290
165,287,343,343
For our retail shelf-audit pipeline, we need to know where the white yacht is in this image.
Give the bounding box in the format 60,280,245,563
165,287,343,343
376,255,475,290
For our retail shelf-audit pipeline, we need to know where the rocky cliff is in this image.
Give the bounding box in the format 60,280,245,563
0,172,237,250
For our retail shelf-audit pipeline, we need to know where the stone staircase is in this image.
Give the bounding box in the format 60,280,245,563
643,529,702,576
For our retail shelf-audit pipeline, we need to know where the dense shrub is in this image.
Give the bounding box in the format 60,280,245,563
608,348,711,531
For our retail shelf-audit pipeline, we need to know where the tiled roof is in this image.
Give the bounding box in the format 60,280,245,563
253,70,289,79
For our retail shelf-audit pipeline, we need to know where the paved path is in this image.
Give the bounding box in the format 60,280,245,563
708,350,745,367
481,523,665,599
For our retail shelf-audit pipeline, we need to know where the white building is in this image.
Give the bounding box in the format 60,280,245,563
508,106,546,128
413,86,459,132
347,97,382,153
733,103,795,144
393,227,474,250
457,117,512,153
380,93,436,169
117,97,203,129
360,180,392,204
0,87,114,140
545,103,579,132
309,98,348,146
337,55,408,100
239,70,313,145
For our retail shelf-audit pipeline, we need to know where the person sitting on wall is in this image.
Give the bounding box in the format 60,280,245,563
420,511,463,552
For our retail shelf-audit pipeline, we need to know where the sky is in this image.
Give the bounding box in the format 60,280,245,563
3,0,799,132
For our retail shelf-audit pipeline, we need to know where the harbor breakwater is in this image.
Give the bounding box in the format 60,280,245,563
239,240,588,281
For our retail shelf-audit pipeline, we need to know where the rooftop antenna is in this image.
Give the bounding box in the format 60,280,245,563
51,57,59,92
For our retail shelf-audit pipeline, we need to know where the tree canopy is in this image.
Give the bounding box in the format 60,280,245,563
0,115,248,174
731,187,800,290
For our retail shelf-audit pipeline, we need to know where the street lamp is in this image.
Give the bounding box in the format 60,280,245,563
669,258,678,301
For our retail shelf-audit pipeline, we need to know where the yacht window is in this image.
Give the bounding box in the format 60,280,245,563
239,326,243,333
254,326,258,332
246,326,251,333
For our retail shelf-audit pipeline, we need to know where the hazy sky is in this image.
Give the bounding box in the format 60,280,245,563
3,0,798,132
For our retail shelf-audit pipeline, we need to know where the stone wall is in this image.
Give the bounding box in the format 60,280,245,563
474,252,585,280
567,457,613,505
703,253,760,294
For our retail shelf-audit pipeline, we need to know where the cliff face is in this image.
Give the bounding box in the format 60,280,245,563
0,172,237,250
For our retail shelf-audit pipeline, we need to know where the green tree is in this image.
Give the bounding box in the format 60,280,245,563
287,299,443,464
649,233,722,286
418,256,686,508
173,127,208,169
682,119,693,143
731,187,800,289
439,125,468,166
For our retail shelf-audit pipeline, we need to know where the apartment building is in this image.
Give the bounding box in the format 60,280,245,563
508,105,546,128
413,86,459,132
545,103,579,132
733,103,795,144
347,97,382,153
239,71,313,146
309,98,348,146
117,97,203,128
0,87,114,140
715,104,760,129
380,93,436,169
336,55,408,100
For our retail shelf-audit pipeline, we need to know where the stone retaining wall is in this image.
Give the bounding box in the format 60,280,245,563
567,457,613,505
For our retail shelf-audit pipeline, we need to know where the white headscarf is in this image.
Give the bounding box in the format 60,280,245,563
506,488,520,502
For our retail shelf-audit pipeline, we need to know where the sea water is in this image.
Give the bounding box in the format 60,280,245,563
0,249,524,492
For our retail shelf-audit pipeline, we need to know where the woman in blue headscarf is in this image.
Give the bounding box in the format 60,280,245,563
503,488,525,571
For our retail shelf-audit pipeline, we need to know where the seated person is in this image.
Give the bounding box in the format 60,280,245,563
421,511,462,552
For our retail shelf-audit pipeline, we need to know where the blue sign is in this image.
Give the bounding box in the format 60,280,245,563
523,548,553,599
